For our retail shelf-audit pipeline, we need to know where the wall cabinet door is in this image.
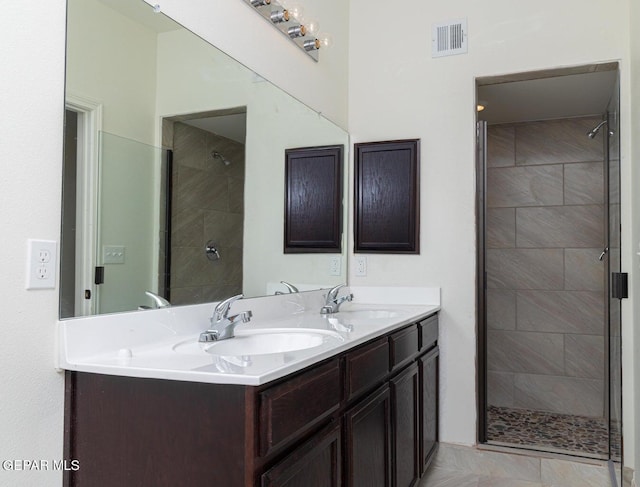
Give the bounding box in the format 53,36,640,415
419,347,439,474
261,421,342,487
391,362,420,487
344,385,392,487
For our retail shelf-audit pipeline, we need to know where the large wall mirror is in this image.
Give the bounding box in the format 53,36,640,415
60,0,348,318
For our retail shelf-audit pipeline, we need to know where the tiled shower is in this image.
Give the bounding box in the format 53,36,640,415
485,116,609,456
162,121,245,305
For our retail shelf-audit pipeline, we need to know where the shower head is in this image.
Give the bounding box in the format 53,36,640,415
586,120,610,139
210,151,231,166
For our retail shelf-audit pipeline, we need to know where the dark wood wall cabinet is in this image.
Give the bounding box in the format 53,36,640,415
64,313,438,487
354,139,420,253
284,145,343,253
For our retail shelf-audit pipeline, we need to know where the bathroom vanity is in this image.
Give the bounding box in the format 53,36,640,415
59,289,439,487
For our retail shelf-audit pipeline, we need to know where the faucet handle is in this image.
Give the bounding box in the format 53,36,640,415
214,294,244,321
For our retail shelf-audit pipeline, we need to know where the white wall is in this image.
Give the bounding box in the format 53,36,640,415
0,1,66,486
348,0,636,467
143,0,350,129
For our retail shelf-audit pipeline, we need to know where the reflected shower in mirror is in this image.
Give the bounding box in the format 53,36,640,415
61,0,348,318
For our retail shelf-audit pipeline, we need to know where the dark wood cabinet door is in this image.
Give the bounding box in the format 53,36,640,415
391,362,420,487
344,385,392,487
354,139,420,253
261,421,342,487
259,359,342,457
419,347,439,474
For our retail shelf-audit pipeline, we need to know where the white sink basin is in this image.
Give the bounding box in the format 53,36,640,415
173,328,344,357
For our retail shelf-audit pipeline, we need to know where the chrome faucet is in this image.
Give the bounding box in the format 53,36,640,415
320,284,353,314
199,294,253,342
275,281,299,295
144,291,171,308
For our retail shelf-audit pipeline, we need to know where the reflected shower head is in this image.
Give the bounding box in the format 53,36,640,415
210,151,231,166
587,120,609,139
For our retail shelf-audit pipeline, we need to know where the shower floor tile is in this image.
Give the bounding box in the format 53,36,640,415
486,406,613,457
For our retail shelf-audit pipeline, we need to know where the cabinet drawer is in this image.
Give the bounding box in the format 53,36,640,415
390,325,419,371
419,314,438,352
259,359,342,457
345,337,390,402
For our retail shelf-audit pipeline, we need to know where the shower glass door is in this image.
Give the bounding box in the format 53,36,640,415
606,77,622,463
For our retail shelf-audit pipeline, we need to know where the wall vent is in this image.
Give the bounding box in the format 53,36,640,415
432,19,468,58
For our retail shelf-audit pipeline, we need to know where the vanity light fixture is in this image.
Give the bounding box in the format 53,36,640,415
243,0,322,61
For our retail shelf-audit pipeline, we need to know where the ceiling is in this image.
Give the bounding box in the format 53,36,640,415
477,69,618,125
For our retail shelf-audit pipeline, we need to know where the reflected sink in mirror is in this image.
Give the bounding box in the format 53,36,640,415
173,329,344,357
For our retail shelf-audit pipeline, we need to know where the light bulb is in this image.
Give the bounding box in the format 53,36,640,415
304,19,320,36
287,3,304,21
318,32,333,48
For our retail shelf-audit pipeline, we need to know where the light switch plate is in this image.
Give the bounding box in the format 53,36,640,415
103,245,126,264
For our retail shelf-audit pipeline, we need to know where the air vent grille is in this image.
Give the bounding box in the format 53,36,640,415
432,19,468,58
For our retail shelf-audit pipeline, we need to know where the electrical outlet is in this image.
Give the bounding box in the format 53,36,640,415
329,256,341,276
354,255,367,277
26,239,57,290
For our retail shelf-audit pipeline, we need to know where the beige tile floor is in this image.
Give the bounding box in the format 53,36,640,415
419,443,624,487
420,466,551,487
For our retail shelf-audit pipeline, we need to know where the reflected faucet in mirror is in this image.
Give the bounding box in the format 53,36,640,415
320,284,353,314
138,291,171,310
275,281,299,294
199,294,253,342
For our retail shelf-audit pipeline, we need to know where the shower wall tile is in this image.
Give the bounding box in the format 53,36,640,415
564,249,605,291
487,125,515,167
228,176,244,214
203,210,244,249
513,374,604,417
171,123,245,302
487,165,563,208
173,122,207,170
565,334,605,379
170,286,205,306
486,208,515,248
515,205,604,248
161,119,174,149
487,371,515,407
516,291,604,335
171,247,212,287
487,289,516,330
486,249,564,290
564,162,604,205
514,117,602,166
174,165,229,212
488,330,564,375
171,207,203,247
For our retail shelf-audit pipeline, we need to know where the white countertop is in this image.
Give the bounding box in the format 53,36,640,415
57,287,440,386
